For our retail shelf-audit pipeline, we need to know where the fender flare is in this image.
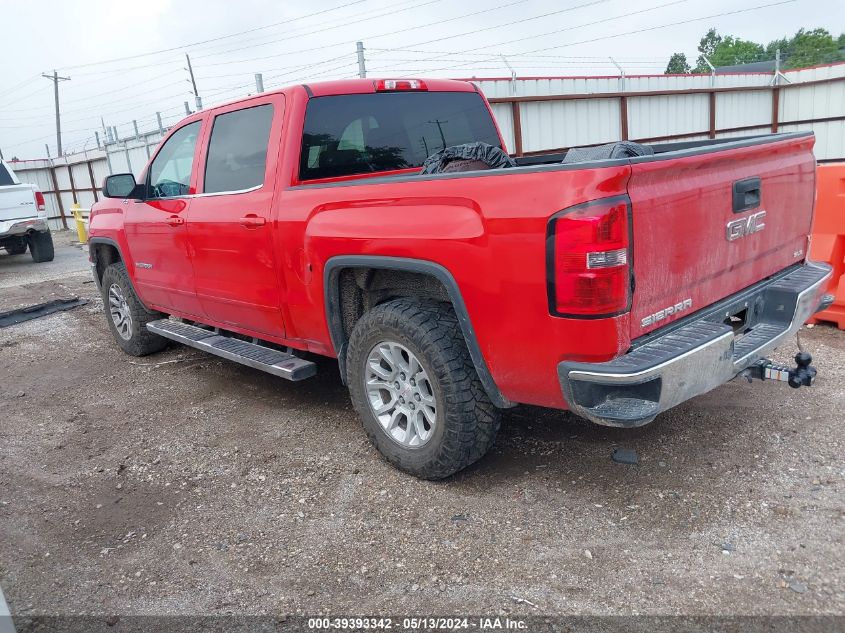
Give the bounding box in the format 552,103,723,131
323,255,514,408
88,237,152,311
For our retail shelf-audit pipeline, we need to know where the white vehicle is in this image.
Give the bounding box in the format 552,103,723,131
0,160,54,262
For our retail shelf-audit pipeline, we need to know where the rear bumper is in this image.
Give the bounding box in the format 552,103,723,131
558,261,833,427
0,217,49,238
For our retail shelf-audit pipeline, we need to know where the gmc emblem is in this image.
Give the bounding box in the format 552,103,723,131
726,211,766,241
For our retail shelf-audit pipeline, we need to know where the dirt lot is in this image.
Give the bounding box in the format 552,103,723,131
1,233,843,621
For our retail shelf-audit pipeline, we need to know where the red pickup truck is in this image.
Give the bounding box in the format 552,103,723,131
88,78,832,479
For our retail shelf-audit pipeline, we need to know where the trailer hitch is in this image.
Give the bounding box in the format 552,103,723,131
745,351,817,388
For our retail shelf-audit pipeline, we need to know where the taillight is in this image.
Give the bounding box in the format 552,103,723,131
547,195,632,317
34,191,46,212
375,79,428,91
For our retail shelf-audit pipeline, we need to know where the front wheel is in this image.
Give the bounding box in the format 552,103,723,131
346,298,501,479
100,262,168,356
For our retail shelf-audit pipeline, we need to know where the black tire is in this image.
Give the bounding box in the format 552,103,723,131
28,231,54,262
101,262,168,356
4,237,27,255
346,298,501,479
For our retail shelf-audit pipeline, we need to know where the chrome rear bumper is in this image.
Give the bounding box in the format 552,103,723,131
558,261,833,427
0,217,49,238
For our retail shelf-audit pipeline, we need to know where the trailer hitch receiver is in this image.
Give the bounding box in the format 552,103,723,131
747,351,817,388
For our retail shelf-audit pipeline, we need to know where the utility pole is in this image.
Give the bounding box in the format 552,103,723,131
427,119,448,150
185,53,202,110
255,73,265,93
356,41,366,78
42,70,70,156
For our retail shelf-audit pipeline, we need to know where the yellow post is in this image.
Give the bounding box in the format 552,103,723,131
71,203,88,243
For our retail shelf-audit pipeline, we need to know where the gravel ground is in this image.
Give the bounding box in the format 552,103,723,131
0,233,843,622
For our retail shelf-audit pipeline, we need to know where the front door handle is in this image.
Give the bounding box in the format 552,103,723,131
239,214,266,228
166,215,184,226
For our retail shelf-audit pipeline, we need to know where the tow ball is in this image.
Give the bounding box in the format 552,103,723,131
745,352,817,389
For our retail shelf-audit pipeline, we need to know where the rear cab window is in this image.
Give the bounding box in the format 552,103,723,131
299,91,501,181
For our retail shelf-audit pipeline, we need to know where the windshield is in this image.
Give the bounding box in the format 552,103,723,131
0,164,15,186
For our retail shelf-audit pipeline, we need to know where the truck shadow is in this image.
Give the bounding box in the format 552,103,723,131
217,350,769,491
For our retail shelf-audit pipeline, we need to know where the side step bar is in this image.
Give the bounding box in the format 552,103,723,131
146,319,317,381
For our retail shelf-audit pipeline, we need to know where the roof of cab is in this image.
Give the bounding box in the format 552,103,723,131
194,78,479,121
302,78,478,97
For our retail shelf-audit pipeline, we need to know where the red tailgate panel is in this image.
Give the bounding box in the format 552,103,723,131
628,135,816,339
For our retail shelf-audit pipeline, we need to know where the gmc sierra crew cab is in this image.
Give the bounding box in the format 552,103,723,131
0,160,54,262
87,78,832,479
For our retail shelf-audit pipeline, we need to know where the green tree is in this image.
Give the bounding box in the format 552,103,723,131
782,28,843,68
665,52,691,74
708,36,766,67
765,36,790,60
693,28,722,72
676,26,843,76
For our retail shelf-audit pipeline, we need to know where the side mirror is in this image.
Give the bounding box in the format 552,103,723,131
102,173,139,199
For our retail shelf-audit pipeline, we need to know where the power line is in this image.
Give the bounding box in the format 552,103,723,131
385,0,799,77
183,0,421,59
188,0,534,69
0,75,41,101
371,0,693,73
191,0,448,66
27,0,525,129
385,0,618,57
368,48,670,61
516,0,799,57
55,0,368,70
0,82,51,110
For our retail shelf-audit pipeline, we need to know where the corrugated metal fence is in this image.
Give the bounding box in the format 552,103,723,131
475,62,845,160
9,61,845,229
8,150,109,230
9,131,166,230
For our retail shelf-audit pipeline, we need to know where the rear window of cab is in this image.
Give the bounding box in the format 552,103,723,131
299,91,501,181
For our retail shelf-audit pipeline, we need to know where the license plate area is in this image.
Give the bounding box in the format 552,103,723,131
720,294,762,342
724,306,748,332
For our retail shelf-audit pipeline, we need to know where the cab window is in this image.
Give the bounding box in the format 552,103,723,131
203,104,274,194
148,121,201,198
299,91,501,181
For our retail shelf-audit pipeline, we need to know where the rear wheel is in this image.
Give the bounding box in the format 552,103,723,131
101,262,168,356
4,237,27,255
28,231,54,262
346,298,501,479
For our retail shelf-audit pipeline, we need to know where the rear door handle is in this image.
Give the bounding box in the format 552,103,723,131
166,216,185,226
239,214,266,228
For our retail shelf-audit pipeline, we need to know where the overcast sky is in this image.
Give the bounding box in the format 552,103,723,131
0,0,841,159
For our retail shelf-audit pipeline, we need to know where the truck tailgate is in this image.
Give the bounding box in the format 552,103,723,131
0,183,37,222
627,134,816,339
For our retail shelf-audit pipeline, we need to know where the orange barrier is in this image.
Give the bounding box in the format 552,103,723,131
809,162,845,329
